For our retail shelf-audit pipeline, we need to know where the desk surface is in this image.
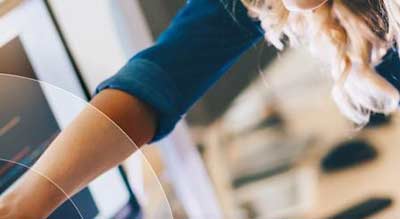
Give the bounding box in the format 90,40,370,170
302,121,400,218
221,99,400,218
267,81,400,218
214,47,400,218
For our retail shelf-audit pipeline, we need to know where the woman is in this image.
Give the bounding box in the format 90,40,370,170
1,0,400,217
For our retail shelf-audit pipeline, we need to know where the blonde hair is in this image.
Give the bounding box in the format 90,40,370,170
242,0,400,125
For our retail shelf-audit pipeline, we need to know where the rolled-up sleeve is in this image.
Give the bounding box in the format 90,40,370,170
96,0,263,142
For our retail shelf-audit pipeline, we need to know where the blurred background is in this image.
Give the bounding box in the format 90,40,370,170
1,0,400,218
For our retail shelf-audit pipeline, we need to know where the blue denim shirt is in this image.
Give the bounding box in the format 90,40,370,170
97,0,400,142
97,0,263,142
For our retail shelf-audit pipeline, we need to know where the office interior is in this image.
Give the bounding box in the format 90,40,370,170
0,0,399,218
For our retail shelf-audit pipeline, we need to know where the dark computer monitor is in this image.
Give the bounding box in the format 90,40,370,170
0,0,132,218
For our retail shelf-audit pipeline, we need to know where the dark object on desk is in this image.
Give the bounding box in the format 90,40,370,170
232,163,291,189
321,139,377,172
366,113,392,128
328,197,392,219
257,112,284,129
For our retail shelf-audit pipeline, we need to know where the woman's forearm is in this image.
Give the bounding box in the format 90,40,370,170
0,89,156,218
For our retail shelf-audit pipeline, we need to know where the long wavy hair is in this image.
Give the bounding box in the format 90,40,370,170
242,0,400,125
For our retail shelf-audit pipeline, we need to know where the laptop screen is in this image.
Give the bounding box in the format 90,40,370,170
0,36,99,219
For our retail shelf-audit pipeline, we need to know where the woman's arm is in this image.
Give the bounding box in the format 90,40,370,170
0,89,156,219
0,0,263,217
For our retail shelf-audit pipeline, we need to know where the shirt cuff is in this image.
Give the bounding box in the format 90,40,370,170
96,59,183,142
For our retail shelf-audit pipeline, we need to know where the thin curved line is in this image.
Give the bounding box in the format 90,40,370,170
0,158,84,219
256,41,275,95
0,73,174,218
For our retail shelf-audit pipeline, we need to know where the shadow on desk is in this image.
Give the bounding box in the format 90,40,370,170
302,123,400,219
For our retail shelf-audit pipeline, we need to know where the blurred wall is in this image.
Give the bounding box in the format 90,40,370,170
138,0,185,37
48,0,152,92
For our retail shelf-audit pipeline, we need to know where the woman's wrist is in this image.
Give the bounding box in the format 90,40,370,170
0,191,44,219
0,195,14,218
0,171,66,219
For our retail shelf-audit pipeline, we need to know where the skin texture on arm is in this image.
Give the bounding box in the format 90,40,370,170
0,89,157,219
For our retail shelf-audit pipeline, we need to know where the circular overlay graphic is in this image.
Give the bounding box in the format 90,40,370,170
0,74,173,219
